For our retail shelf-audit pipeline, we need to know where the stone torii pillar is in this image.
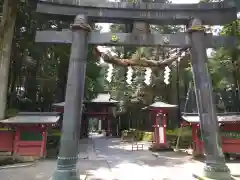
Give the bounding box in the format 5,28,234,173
52,15,90,180
188,18,231,180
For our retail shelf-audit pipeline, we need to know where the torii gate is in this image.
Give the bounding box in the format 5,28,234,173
35,0,239,180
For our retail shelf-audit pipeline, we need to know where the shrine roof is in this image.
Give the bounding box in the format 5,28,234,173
149,101,178,108
87,93,119,104
182,113,240,123
52,102,65,107
0,112,60,124
53,93,119,107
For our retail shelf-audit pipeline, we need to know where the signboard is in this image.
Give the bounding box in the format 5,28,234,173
221,131,240,139
156,115,165,143
198,130,240,140
159,127,164,143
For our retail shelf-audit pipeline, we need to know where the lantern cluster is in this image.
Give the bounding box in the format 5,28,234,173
144,67,152,85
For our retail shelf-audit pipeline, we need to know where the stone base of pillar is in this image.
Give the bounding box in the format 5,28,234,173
193,166,232,180
51,169,82,180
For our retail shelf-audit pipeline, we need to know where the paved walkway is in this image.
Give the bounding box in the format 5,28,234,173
88,135,195,180
1,134,240,180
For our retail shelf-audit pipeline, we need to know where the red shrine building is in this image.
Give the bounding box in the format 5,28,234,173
144,101,177,151
0,93,119,159
0,112,60,158
182,113,240,157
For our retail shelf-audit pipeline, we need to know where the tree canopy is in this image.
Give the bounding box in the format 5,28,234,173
1,0,104,114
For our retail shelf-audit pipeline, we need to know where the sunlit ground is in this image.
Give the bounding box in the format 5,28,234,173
85,159,197,180
85,135,196,180
85,134,240,180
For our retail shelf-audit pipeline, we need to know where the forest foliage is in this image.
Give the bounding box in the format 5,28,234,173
0,0,239,129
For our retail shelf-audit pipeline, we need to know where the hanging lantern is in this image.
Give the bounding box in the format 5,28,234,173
126,66,133,85
144,67,152,85
106,64,113,82
164,66,171,85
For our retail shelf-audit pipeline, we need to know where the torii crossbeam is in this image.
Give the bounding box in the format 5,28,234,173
37,0,237,25
36,31,236,48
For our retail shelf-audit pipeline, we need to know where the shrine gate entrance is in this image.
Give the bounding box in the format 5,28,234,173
53,93,119,138
35,0,239,180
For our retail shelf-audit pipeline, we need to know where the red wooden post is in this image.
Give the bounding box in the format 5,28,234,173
191,124,197,149
0,127,14,152
153,111,159,145
191,124,199,156
13,126,20,155
41,126,47,157
192,124,204,156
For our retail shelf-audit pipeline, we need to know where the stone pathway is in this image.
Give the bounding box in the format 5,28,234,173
89,135,195,180
87,134,240,180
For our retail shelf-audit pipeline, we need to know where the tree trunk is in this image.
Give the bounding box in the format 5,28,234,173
230,22,240,112
0,0,19,119
24,56,40,111
8,40,17,108
56,57,69,102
